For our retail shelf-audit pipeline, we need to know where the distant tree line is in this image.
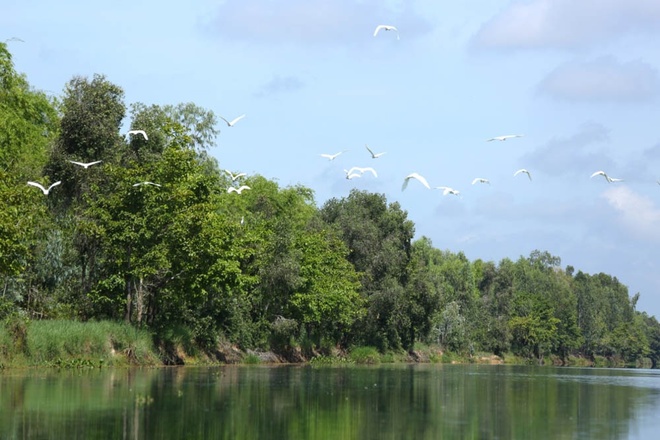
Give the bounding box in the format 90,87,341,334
2,43,659,366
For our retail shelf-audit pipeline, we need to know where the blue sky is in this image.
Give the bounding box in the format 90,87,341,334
4,0,660,318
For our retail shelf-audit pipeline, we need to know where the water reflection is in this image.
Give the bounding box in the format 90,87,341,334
1,365,659,439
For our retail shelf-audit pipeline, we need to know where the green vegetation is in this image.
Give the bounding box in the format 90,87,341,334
2,42,660,369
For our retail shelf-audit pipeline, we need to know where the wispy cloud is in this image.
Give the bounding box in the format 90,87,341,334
523,122,612,177
537,57,660,102
471,0,660,51
602,186,660,242
254,75,304,98
202,0,432,46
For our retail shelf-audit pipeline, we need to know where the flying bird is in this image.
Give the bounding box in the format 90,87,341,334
133,181,161,187
488,135,523,142
402,173,431,191
69,160,102,169
128,130,148,140
590,171,623,183
365,144,386,159
435,186,460,196
225,170,247,181
227,185,251,194
471,178,490,185
345,167,378,178
27,181,61,195
514,169,532,181
220,114,245,127
373,25,399,40
345,172,362,180
320,151,347,161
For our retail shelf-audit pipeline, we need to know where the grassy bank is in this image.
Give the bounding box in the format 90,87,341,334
1,319,649,369
0,318,160,368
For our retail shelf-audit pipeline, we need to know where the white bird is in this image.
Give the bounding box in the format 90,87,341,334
365,144,386,159
402,173,431,191
227,185,251,194
435,186,460,196
320,151,347,161
471,178,490,185
590,170,623,183
133,181,161,187
220,114,245,127
345,166,378,178
345,172,362,180
27,181,61,195
488,134,523,142
225,170,247,181
514,169,532,181
69,160,102,169
128,130,148,140
373,25,399,40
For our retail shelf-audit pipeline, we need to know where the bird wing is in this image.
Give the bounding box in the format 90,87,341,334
363,167,377,177
87,160,103,167
590,171,606,179
27,181,47,193
514,169,525,176
373,25,384,36
471,178,480,185
229,114,246,125
238,185,251,192
405,173,430,190
365,144,375,157
69,161,85,167
227,187,237,193
47,181,62,191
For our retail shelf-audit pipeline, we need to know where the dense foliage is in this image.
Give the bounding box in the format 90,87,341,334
2,43,659,366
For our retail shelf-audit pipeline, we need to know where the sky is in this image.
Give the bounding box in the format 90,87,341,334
3,0,660,318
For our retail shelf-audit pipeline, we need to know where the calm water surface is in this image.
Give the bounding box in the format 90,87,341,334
1,364,659,439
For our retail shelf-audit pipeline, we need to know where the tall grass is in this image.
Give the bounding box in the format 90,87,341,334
0,319,159,368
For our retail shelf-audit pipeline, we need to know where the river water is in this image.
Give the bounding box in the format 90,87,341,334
1,364,659,439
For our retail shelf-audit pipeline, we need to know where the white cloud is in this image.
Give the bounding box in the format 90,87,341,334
523,122,612,177
202,0,432,45
538,57,660,102
471,0,660,50
602,186,660,242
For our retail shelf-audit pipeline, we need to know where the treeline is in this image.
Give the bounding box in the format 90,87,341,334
2,43,659,367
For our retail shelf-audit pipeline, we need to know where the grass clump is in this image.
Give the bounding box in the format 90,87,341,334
349,346,380,365
243,353,261,364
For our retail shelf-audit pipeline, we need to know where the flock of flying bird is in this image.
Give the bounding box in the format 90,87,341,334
26,125,253,196
26,24,653,202
319,134,633,199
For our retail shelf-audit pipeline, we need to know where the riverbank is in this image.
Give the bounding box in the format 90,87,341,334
0,319,650,369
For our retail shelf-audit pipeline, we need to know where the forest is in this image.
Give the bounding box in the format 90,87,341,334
2,42,659,368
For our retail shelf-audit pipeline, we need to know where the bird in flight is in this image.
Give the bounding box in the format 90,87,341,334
133,182,161,187
225,170,247,181
27,181,61,195
320,151,347,161
227,185,251,194
345,172,362,180
471,178,490,185
373,25,399,40
590,171,623,183
128,130,148,140
514,169,532,181
435,186,460,196
69,160,102,169
488,135,523,142
402,173,431,191
365,144,386,159
220,114,245,127
345,166,378,178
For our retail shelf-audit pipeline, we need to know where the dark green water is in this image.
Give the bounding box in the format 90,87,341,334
1,364,659,439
